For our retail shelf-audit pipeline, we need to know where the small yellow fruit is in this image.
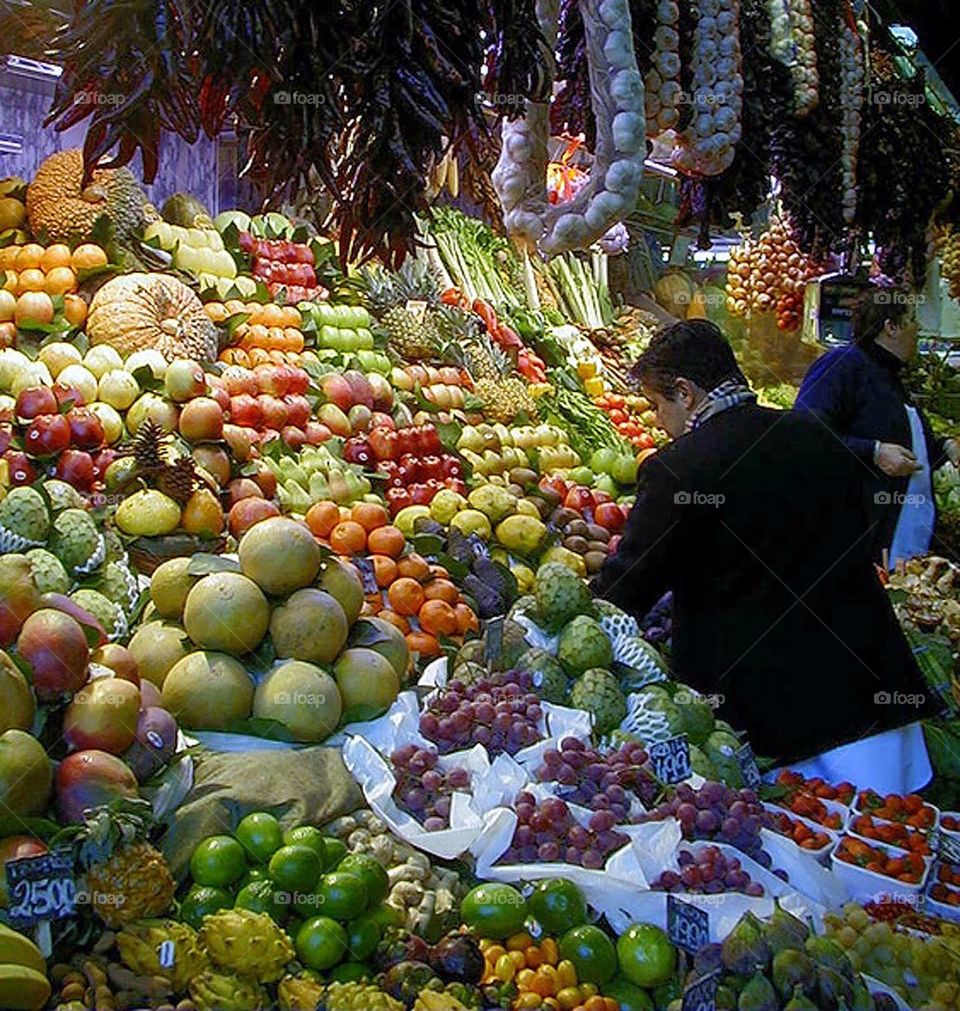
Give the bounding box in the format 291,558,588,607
115,489,182,536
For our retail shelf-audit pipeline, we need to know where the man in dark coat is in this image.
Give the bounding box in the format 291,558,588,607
595,320,933,765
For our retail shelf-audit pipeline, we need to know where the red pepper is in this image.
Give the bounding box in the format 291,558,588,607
441,287,465,306
472,299,499,334
494,323,523,349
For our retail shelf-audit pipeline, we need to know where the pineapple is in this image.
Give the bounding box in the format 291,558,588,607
57,801,175,928
357,261,443,360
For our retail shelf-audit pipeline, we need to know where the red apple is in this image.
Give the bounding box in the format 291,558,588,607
594,501,626,533
305,422,331,445
228,497,280,538
317,403,351,438
4,450,36,487
608,534,622,554
0,424,12,456
17,608,90,700
281,426,306,450
66,407,105,450
124,707,178,782
179,397,224,442
56,449,95,491
258,395,288,430
285,367,310,396
56,749,139,824
91,448,119,485
24,413,70,457
284,394,311,428
370,412,395,431
208,383,231,413
342,370,374,410
227,478,264,506
15,386,57,420
254,364,291,397
221,366,258,397
319,373,354,411
230,393,263,428
63,677,141,754
53,382,87,408
91,643,140,686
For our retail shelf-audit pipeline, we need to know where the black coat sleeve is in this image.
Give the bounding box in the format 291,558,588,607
594,454,682,618
795,350,876,463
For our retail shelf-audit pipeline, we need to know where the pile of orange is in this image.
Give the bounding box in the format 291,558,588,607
305,499,478,659
0,242,106,297
208,299,305,365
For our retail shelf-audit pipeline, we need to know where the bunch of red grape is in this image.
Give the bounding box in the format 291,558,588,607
390,744,471,832
498,791,630,869
653,846,765,897
637,781,773,867
534,737,658,818
419,672,544,756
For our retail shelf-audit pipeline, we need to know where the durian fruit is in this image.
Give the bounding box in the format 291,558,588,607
278,973,326,1011
198,908,294,983
190,970,267,1011
116,919,210,993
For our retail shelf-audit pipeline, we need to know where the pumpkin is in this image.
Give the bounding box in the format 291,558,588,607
26,150,148,244
86,273,219,362
653,270,696,318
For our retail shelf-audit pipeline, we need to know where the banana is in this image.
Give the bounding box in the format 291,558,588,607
0,963,52,1011
446,155,459,199
0,924,46,976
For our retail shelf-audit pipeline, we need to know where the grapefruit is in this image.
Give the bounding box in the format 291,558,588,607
317,559,364,623
351,617,409,681
127,620,193,688
161,650,254,730
253,661,342,743
239,517,321,596
269,589,348,664
183,572,269,655
332,649,399,719
150,557,199,618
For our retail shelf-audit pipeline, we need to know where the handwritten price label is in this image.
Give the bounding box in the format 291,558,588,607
736,743,762,789
667,893,709,954
682,968,720,1011
353,556,378,594
5,853,76,928
650,735,692,784
484,616,504,667
935,829,960,865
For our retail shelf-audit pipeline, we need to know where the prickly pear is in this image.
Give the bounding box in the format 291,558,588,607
771,948,816,1000
722,912,771,976
737,970,778,1011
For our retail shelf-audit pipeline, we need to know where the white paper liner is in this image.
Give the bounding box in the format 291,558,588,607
862,976,913,1010
75,533,106,576
761,801,840,866
0,521,44,552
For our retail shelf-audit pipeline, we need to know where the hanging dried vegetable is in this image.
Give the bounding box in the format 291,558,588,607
644,0,682,136
551,0,595,145
837,4,865,224
767,0,818,116
485,0,552,113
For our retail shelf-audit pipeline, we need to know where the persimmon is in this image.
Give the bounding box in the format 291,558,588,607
351,502,389,532
428,563,450,580
329,520,367,555
43,266,77,295
14,243,44,271
418,599,458,637
71,243,108,271
455,603,479,634
378,610,410,634
367,525,405,558
405,630,441,657
387,577,425,616
281,305,302,327
39,243,72,272
371,555,398,588
397,552,431,581
423,578,459,605
204,301,228,322
306,500,340,538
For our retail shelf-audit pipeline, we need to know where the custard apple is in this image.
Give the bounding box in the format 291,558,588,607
569,668,627,735
671,683,715,746
96,559,138,610
703,730,744,788
51,507,99,571
43,478,86,512
516,647,568,704
103,527,126,562
633,688,684,740
26,547,70,594
593,599,639,641
614,634,668,689
70,588,124,636
190,970,267,1011
449,661,489,689
0,487,50,542
508,594,537,622
556,615,613,676
453,638,484,669
534,562,591,631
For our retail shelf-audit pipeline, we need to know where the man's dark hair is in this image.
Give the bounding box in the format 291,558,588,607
631,319,748,397
852,286,912,346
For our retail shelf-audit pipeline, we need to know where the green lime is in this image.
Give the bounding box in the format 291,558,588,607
320,836,347,871
528,878,587,935
317,871,369,921
180,884,233,929
189,836,247,888
283,825,327,865
235,811,283,864
235,879,286,923
604,976,655,1011
363,903,404,930
296,915,348,970
559,924,618,985
345,909,384,961
337,853,389,905
239,867,269,887
268,844,323,893
616,923,676,988
460,883,527,940
329,962,371,983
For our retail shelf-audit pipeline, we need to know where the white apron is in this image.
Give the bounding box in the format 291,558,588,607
888,405,935,568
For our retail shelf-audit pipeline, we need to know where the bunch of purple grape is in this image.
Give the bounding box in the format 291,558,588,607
636,781,773,867
652,846,765,897
498,791,630,869
390,744,471,831
533,737,658,819
640,591,673,646
419,671,544,756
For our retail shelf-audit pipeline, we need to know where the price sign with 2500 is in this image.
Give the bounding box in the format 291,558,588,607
6,854,76,926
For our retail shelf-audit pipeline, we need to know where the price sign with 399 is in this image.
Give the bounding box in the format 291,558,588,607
667,894,710,955
5,852,76,928
682,968,720,1011
650,734,692,784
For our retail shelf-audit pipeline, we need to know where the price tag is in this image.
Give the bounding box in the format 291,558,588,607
353,556,378,594
736,744,762,789
158,940,175,969
650,734,692,784
405,299,429,324
484,616,504,667
682,968,720,1011
667,894,710,955
5,852,76,928
936,829,960,865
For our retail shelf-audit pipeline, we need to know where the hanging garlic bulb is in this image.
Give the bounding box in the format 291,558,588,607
645,0,682,135
936,225,960,301
838,12,865,224
672,0,744,176
767,0,819,116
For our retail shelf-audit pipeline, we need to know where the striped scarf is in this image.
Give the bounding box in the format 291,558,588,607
686,379,757,432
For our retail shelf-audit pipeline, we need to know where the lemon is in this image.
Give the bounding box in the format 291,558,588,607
116,489,182,536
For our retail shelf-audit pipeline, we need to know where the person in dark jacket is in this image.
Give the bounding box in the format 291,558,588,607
595,320,933,772
795,287,959,565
